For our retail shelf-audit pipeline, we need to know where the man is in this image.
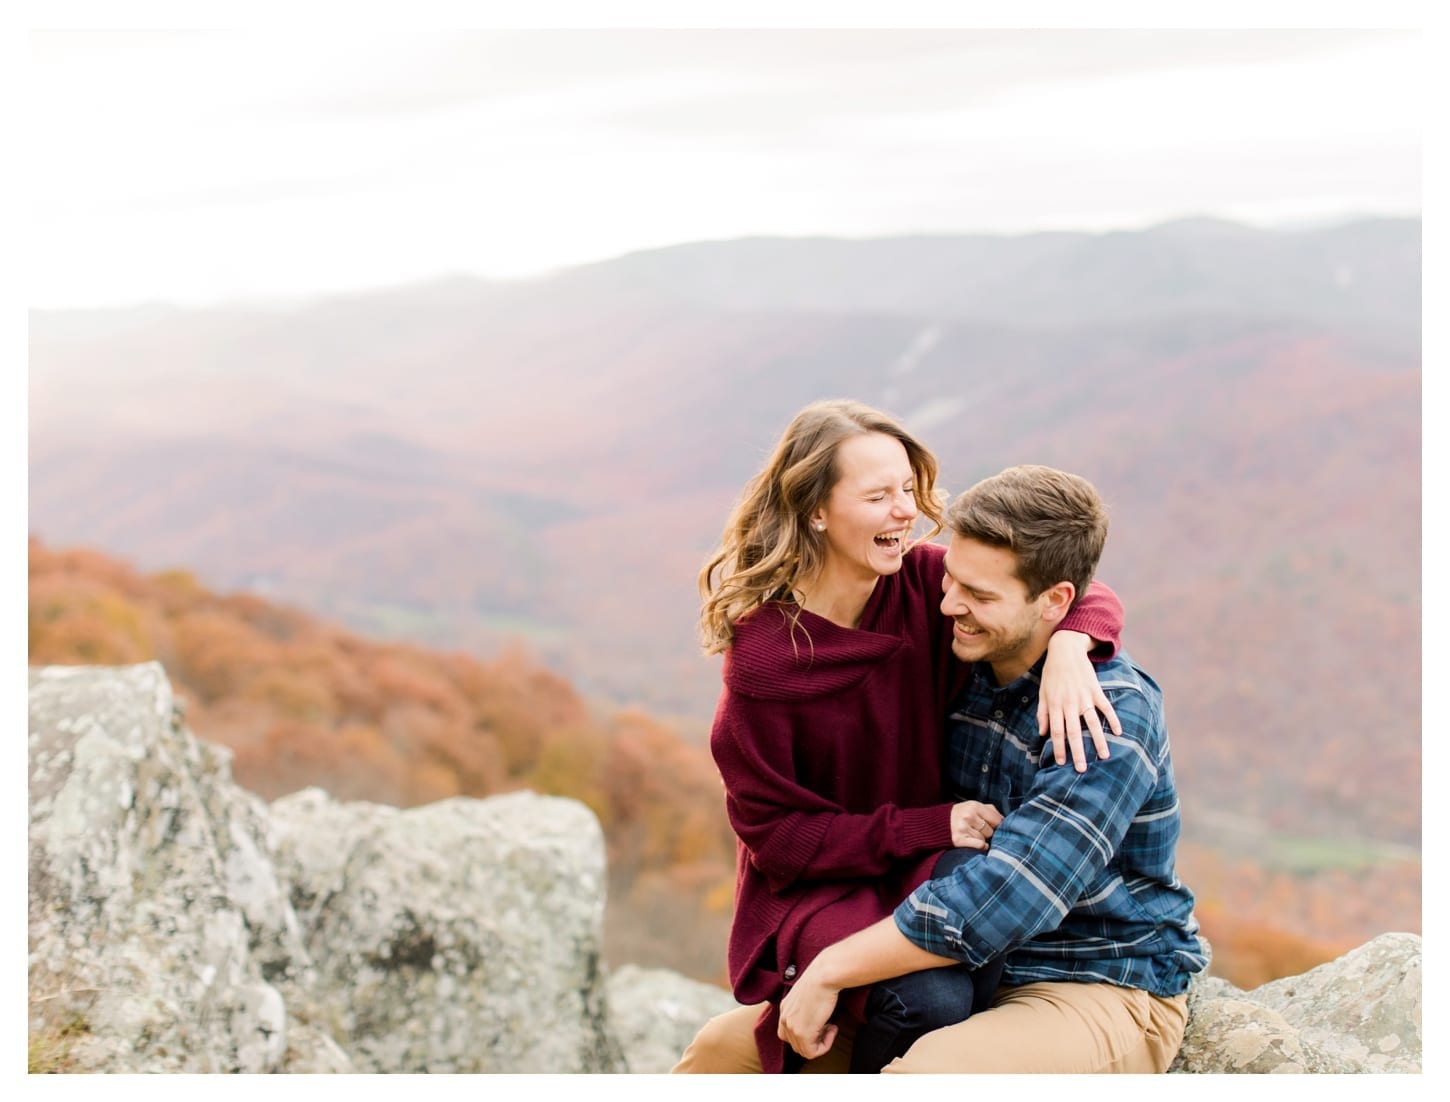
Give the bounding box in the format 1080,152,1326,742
677,464,1206,1073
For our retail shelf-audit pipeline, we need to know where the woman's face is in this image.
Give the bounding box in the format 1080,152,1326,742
812,432,919,585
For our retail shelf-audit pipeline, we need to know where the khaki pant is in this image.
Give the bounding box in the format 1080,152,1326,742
671,982,1188,1074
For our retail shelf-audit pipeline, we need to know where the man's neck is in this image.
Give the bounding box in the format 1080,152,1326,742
988,640,1050,687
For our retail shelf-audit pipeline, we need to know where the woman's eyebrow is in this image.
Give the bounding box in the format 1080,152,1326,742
860,477,911,493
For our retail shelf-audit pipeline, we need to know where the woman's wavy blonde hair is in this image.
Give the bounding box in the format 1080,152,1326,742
698,399,945,655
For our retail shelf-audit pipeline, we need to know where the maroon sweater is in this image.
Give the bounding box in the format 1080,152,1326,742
709,541,1123,1071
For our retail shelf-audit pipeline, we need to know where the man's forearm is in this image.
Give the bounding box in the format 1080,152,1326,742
809,916,957,990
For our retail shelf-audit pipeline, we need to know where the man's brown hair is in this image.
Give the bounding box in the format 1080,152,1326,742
945,464,1108,602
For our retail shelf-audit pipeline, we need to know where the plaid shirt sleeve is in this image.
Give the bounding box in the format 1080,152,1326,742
893,680,1163,967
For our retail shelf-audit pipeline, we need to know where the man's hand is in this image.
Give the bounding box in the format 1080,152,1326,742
778,963,843,1060
776,918,961,1061
950,800,1002,848
1040,630,1121,771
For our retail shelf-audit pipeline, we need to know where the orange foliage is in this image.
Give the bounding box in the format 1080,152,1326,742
29,573,155,665
169,609,275,702
1194,900,1359,991
603,709,734,874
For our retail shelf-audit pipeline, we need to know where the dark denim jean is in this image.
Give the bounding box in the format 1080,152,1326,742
848,847,1006,1073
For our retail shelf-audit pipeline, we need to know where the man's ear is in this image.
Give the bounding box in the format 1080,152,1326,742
1039,581,1078,625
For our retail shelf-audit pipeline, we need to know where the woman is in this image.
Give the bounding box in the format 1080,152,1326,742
677,399,1124,1073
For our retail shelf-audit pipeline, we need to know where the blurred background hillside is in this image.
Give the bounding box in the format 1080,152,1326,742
26,26,1422,991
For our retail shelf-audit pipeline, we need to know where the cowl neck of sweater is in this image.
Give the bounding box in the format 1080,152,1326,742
723,576,905,702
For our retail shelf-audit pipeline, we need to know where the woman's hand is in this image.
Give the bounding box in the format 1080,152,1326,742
1040,630,1122,772
950,800,1002,848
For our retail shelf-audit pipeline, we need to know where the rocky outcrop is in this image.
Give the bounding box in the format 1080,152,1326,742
28,663,1421,1074
1172,934,1422,1073
28,663,622,1073
268,786,620,1072
28,663,314,1072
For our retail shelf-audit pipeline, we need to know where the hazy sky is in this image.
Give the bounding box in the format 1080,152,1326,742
26,23,1423,309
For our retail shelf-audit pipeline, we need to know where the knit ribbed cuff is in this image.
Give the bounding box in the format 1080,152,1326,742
897,803,956,856
1060,609,1120,661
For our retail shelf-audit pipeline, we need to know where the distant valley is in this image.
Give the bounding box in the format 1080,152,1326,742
30,217,1422,874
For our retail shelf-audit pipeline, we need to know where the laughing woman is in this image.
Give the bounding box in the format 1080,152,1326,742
672,399,1124,1074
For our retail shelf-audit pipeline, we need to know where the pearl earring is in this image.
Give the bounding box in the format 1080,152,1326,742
814,522,826,532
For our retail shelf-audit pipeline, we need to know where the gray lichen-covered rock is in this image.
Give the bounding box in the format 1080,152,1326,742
1171,933,1422,1073
28,663,318,1072
1170,994,1357,1073
1249,932,1422,1073
271,786,622,1072
605,965,740,1073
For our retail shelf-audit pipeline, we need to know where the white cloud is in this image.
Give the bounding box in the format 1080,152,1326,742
25,27,1423,308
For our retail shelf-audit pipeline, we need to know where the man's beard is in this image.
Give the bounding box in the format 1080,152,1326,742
951,615,1037,668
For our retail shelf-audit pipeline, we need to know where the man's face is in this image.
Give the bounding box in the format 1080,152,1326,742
940,535,1053,684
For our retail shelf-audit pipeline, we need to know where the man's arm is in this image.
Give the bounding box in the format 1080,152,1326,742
777,916,954,1060
900,690,1161,968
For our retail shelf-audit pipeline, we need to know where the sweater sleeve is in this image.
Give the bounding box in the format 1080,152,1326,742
711,698,955,894
1058,579,1123,660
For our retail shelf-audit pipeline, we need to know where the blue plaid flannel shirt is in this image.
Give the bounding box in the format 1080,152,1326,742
894,650,1209,995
